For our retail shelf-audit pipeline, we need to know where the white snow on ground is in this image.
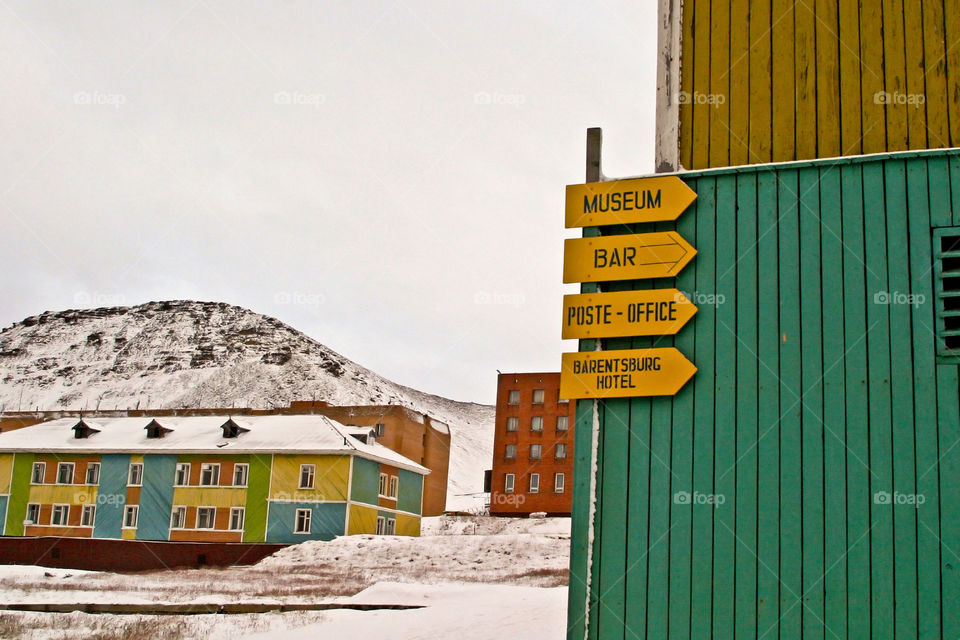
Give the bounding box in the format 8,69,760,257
246,582,568,640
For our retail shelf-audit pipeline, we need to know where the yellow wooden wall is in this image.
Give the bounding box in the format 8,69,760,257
677,0,960,169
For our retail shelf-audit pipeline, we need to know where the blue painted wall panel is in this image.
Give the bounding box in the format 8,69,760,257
350,457,379,505
265,502,345,543
93,454,129,539
137,454,177,541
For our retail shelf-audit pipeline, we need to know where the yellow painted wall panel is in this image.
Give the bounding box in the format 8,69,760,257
904,0,928,148
748,0,772,163
794,0,817,160
0,454,13,494
121,528,136,540
708,0,730,168
922,0,950,146
678,0,696,168
883,0,909,151
814,0,841,157
29,485,96,505
395,513,420,537
348,504,378,535
690,0,712,169
770,0,796,161
270,455,349,501
728,0,751,165
838,0,862,155
172,487,246,508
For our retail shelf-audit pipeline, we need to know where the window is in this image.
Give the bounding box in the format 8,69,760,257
31,462,45,484
85,462,100,485
532,389,545,404
81,505,96,527
123,505,138,528
531,416,543,432
196,507,216,529
25,503,40,525
555,443,568,459
128,463,143,487
505,444,517,459
229,507,245,531
170,506,186,529
388,476,399,499
379,473,389,496
299,464,315,489
507,390,520,405
504,473,515,493
57,462,75,485
200,463,220,486
174,463,190,486
295,508,312,534
555,472,566,493
51,504,69,526
557,416,569,431
558,396,569,404
233,463,249,487
376,516,386,535
530,444,542,459
934,227,960,358
505,417,519,432
529,474,540,493
385,518,396,535
375,423,386,437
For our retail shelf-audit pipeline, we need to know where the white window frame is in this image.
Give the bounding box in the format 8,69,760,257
507,390,520,405
123,505,139,529
532,389,545,404
531,416,543,432
81,505,96,527
229,507,245,531
505,416,519,432
376,516,386,535
504,473,515,494
170,506,187,529
529,473,540,494
56,462,75,485
196,506,216,530
556,416,569,431
530,444,542,459
378,473,389,497
174,463,191,487
85,462,100,485
505,444,517,459
388,475,399,499
128,463,143,487
31,462,45,485
51,504,69,526
555,443,568,459
294,508,312,534
25,503,40,525
199,463,220,487
555,472,566,493
299,464,316,489
385,518,396,535
233,463,249,487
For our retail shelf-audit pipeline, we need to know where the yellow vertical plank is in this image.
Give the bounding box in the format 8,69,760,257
728,0,751,165
708,0,730,168
794,0,818,160
691,0,712,169
921,0,950,147
882,0,909,150
945,0,960,145
815,0,841,157
859,0,887,153
771,0,795,162
679,0,696,168
749,0,772,163
837,0,862,154
903,0,928,148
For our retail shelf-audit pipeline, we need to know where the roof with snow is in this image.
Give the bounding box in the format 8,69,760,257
0,415,429,474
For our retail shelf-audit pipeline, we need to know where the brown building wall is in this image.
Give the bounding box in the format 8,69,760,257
489,373,576,516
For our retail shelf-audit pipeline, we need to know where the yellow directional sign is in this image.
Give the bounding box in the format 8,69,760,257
562,232,696,283
565,176,697,228
560,348,697,398
562,289,697,340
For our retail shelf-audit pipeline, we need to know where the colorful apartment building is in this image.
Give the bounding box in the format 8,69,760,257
0,415,427,545
488,372,575,516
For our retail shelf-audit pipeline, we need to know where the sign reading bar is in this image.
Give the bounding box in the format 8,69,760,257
562,289,697,340
565,176,697,228
562,231,696,283
560,348,696,398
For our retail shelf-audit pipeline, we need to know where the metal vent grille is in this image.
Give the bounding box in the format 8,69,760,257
934,227,960,358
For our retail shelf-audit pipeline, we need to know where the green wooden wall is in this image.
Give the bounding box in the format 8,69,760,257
567,148,960,640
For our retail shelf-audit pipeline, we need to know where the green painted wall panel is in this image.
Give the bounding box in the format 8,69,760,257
243,454,271,542
397,469,422,515
350,456,379,506
4,453,34,536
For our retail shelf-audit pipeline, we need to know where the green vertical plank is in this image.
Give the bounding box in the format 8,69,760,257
819,165,848,640
689,176,717,640
756,168,781,639
567,394,594,640
863,160,894,640
840,162,871,640
908,158,940,640
734,172,759,640
624,395,652,639
778,168,803,640
597,393,629,640
4,453,34,536
712,175,737,640
885,159,919,640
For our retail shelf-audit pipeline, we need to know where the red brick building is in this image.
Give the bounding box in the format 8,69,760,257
487,372,575,516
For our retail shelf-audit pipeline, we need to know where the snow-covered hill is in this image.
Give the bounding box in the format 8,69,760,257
0,301,493,508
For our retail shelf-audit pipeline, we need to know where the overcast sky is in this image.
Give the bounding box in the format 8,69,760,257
0,1,658,404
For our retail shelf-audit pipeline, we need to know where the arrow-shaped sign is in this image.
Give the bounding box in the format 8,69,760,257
562,231,696,283
562,289,698,340
565,176,697,228
560,347,697,399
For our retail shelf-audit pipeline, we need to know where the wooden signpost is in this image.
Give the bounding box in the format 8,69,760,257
560,348,697,399
565,176,697,228
562,231,696,283
562,289,697,339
